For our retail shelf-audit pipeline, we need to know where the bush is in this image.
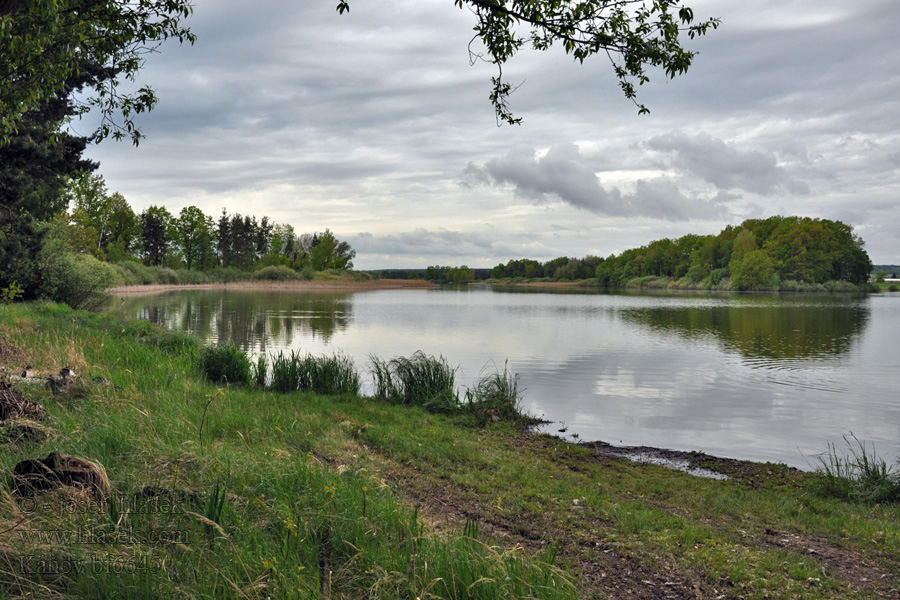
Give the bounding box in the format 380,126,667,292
707,268,730,287
39,253,123,310
115,260,155,284
206,267,247,283
253,265,300,281
889,284,898,292
176,269,212,285
199,343,252,385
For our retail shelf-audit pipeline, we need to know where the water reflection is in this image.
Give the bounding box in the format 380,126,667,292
618,294,870,363
111,290,354,353
106,287,898,468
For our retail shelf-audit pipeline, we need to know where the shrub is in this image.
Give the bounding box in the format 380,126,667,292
707,268,730,287
253,266,299,281
889,284,898,292
39,253,122,310
206,267,247,283
199,343,252,385
176,269,212,285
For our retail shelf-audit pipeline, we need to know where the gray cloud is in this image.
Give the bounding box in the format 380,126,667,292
465,144,730,221
644,132,810,196
78,0,900,265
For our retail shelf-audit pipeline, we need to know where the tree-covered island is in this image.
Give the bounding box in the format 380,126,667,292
487,216,873,291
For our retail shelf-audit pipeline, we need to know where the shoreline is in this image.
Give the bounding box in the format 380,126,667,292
107,279,438,295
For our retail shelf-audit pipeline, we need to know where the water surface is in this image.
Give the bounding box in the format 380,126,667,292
108,287,900,468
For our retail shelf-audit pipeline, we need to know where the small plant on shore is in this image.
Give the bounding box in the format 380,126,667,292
369,352,459,413
252,353,268,387
198,342,252,385
811,433,900,504
464,360,540,427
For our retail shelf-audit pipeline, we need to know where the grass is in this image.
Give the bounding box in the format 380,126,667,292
1,301,899,599
198,342,252,385
267,349,360,396
369,351,459,413
810,433,900,504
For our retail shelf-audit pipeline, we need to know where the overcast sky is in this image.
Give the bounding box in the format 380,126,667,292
80,0,900,269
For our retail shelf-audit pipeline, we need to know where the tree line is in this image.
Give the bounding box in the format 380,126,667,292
66,172,356,274
486,216,872,290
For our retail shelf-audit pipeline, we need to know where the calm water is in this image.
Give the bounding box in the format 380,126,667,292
107,287,900,468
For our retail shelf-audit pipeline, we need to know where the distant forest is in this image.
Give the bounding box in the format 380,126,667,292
406,216,873,291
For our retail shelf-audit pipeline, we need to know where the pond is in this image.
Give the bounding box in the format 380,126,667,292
107,286,900,469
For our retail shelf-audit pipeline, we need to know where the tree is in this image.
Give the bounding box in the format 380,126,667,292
0,73,96,298
338,0,718,124
0,0,195,145
173,206,215,270
308,229,356,271
139,206,173,266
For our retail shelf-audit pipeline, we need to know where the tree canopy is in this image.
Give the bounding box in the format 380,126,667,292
0,0,195,145
338,0,719,123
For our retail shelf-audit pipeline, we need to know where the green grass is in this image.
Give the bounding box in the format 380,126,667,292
810,433,900,504
369,351,459,413
1,301,899,599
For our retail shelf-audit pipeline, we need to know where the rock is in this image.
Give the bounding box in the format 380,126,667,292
13,452,111,500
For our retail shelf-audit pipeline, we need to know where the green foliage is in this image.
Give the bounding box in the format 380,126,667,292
0,281,24,303
425,264,478,283
139,205,174,266
198,343,252,385
889,284,899,292
730,249,775,291
173,205,216,271
268,350,360,395
0,0,195,145
253,265,300,281
463,361,539,427
592,216,872,291
339,1,718,123
370,352,459,413
811,434,900,504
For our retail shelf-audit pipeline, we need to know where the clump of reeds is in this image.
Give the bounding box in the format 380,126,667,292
252,353,268,387
463,360,540,427
369,351,459,413
198,343,251,385
269,350,360,396
811,433,900,504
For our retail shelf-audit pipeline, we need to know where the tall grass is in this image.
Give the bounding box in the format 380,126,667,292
269,350,360,395
463,360,539,426
370,352,459,413
198,343,252,385
811,433,900,504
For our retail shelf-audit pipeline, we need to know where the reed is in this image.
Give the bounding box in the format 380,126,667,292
198,342,251,385
269,349,360,396
369,351,459,413
811,433,900,504
464,360,539,426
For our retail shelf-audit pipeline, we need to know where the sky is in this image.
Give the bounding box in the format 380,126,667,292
80,0,900,269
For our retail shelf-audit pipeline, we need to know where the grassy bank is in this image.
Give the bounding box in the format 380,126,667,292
1,303,899,599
